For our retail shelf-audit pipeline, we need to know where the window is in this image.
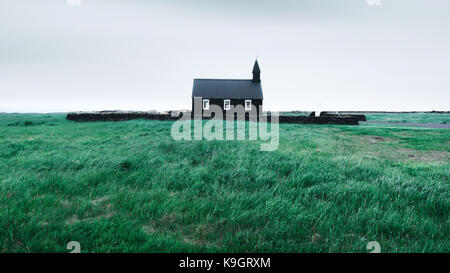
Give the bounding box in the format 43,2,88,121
245,100,252,111
202,99,209,110
224,99,231,111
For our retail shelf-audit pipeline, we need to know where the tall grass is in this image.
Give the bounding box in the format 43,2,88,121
0,114,448,252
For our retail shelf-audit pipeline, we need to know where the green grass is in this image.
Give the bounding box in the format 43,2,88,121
362,113,450,124
0,113,448,253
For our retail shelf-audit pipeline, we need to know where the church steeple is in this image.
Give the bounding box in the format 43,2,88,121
252,59,261,83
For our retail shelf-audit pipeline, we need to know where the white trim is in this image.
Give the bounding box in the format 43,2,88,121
202,99,209,110
245,100,252,111
224,99,231,111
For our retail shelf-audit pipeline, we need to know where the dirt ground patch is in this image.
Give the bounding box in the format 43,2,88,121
359,147,449,163
351,135,396,144
395,149,450,162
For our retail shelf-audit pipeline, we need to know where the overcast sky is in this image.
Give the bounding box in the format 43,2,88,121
0,0,449,112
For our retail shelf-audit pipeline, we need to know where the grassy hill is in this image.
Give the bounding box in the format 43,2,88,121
0,113,448,252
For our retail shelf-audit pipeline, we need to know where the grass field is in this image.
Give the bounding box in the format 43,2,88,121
0,113,449,253
364,113,450,124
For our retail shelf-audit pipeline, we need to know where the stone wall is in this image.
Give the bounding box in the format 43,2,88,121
319,112,367,121
66,111,364,125
66,111,180,122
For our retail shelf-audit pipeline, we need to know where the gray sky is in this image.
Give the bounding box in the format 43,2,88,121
0,0,449,112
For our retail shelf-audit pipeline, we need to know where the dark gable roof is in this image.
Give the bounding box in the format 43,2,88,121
192,79,263,99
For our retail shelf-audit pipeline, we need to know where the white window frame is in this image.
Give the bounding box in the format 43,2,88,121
245,100,252,111
202,99,209,110
224,99,231,111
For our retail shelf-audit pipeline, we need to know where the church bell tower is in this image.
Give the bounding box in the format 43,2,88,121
252,59,261,83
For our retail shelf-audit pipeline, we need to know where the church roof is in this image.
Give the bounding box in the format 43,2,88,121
192,79,263,99
192,60,263,99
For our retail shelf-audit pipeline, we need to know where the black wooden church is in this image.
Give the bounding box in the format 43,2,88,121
192,60,263,115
